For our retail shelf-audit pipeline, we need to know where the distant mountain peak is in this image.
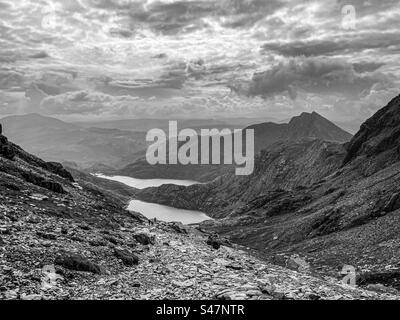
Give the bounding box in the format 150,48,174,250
290,111,324,123
285,111,352,143
243,112,352,154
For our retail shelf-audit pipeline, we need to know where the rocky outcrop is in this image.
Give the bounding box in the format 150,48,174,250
344,95,400,165
0,131,15,160
0,127,75,194
45,162,75,182
21,172,65,194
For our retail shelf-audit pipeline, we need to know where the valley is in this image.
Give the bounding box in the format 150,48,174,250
2,96,400,298
134,95,400,291
2,127,393,300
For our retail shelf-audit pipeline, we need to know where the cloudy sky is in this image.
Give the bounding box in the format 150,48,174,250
0,0,399,124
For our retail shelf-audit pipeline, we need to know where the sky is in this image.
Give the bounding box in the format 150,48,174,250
0,0,399,124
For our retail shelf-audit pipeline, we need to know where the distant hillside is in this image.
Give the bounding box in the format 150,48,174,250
0,113,147,170
74,117,272,133
118,112,352,182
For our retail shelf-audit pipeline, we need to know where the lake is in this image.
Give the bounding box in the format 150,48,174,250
128,200,210,225
94,174,198,189
95,174,211,225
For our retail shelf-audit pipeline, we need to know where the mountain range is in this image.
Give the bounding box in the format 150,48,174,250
74,117,269,133
0,114,147,170
118,111,352,182
2,123,390,300
0,112,352,183
136,95,400,290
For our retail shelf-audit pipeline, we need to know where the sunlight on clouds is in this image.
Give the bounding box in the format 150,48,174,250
0,0,399,122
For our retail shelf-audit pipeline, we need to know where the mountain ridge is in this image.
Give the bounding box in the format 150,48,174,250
135,95,400,291
118,112,352,182
0,113,147,170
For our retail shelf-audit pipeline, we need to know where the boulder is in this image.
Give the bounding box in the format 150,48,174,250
41,180,65,193
36,231,57,240
286,255,310,272
134,233,155,245
170,222,189,234
114,248,139,266
206,235,224,250
55,252,104,274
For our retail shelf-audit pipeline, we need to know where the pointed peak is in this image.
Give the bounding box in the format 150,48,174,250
290,111,324,124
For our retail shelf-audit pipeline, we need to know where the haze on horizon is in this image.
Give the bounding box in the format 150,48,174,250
0,0,399,125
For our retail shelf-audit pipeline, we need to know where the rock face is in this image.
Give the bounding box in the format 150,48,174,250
344,95,400,165
0,129,15,160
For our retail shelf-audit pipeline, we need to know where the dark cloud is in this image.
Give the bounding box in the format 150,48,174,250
83,0,284,35
353,62,385,73
0,1,10,10
28,51,50,59
217,0,285,29
261,32,400,57
230,57,394,100
152,53,168,59
127,1,218,35
39,90,112,115
109,28,133,38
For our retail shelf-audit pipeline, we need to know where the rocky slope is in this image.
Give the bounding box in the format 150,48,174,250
136,139,346,216
118,112,352,182
1,127,396,300
135,95,400,291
